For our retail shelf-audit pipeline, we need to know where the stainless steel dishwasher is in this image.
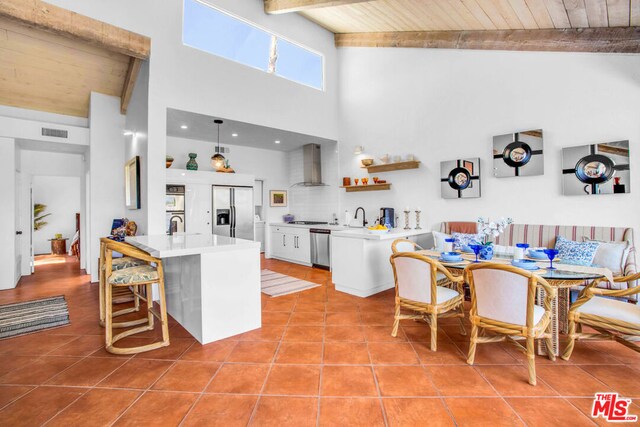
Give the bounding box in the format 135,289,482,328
310,228,331,270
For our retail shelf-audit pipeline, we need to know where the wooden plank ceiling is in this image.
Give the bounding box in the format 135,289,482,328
266,0,640,52
294,0,638,32
0,0,150,117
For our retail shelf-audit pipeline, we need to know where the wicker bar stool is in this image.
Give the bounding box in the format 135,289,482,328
99,238,148,328
103,239,170,355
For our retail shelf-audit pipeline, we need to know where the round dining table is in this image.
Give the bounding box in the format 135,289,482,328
418,250,604,356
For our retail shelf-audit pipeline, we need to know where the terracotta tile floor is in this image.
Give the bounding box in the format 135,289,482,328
0,255,639,426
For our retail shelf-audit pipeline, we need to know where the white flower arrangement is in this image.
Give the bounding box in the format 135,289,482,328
477,217,513,245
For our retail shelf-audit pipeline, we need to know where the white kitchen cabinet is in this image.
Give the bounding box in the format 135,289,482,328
185,184,212,234
254,180,263,207
289,230,310,264
271,231,289,259
269,225,310,265
255,222,265,252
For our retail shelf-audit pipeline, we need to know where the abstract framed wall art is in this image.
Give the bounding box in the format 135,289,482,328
440,158,481,199
562,140,630,196
493,129,544,177
269,190,288,207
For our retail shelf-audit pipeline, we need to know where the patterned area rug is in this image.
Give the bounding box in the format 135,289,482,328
261,270,321,297
0,296,70,339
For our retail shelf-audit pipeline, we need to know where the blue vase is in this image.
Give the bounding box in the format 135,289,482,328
479,244,494,260
186,153,198,171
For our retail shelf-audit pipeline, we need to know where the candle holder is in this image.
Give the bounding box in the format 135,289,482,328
403,210,411,230
414,210,422,230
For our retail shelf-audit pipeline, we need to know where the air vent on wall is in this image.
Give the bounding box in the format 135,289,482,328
215,146,230,154
41,128,68,138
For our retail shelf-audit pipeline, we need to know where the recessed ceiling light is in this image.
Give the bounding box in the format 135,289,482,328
275,140,281,144
180,125,188,129
232,133,238,137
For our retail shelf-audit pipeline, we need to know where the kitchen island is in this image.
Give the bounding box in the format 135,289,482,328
331,229,432,297
126,234,261,344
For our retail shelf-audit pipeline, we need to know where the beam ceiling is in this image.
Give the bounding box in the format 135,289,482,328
0,0,151,116
268,0,640,53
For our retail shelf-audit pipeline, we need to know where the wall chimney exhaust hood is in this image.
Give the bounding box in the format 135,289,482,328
293,143,327,187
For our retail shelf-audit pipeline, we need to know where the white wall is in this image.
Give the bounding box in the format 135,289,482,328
89,93,125,282
0,137,17,289
338,48,640,236
32,176,81,255
19,150,85,267
47,0,340,236
124,61,150,235
166,135,289,224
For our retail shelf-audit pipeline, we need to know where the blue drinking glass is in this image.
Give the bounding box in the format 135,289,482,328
469,244,482,263
543,249,559,270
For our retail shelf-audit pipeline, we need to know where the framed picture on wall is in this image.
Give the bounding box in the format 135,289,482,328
493,129,544,178
440,158,481,199
270,190,288,207
125,156,141,210
562,140,630,196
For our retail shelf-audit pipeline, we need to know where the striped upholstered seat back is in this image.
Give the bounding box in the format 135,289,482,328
495,224,630,249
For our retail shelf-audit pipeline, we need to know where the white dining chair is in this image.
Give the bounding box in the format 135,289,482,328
389,252,466,351
464,263,556,385
563,272,640,360
391,238,424,253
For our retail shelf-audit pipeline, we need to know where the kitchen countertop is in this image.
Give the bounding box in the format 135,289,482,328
331,228,432,240
126,234,260,258
269,222,349,231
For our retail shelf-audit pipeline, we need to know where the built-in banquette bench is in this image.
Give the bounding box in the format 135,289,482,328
439,222,637,300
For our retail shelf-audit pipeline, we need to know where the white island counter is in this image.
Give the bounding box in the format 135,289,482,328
331,229,432,297
126,234,261,344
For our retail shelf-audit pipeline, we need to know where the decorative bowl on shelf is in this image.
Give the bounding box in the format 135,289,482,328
166,156,174,168
361,158,374,167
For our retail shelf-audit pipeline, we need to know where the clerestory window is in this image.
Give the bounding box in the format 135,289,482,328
183,0,324,91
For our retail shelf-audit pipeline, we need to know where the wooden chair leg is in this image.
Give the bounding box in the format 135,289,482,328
391,304,401,337
104,277,113,349
467,323,478,365
145,283,155,330
157,268,170,347
430,313,438,352
458,303,467,336
561,319,578,361
526,336,536,386
99,241,106,325
544,321,556,362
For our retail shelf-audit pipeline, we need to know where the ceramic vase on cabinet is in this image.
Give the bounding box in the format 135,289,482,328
186,153,198,171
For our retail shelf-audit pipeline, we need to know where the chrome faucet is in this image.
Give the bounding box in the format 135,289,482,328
169,215,183,235
354,207,367,227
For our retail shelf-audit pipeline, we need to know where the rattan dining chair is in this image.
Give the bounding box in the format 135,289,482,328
391,239,424,253
562,272,640,360
389,252,466,351
464,263,556,385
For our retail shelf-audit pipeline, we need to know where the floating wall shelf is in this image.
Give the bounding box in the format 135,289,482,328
340,183,391,192
363,160,421,173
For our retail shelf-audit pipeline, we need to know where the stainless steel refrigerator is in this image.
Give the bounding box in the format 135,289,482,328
212,186,254,240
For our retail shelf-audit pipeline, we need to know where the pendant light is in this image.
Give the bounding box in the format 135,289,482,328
211,119,225,170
